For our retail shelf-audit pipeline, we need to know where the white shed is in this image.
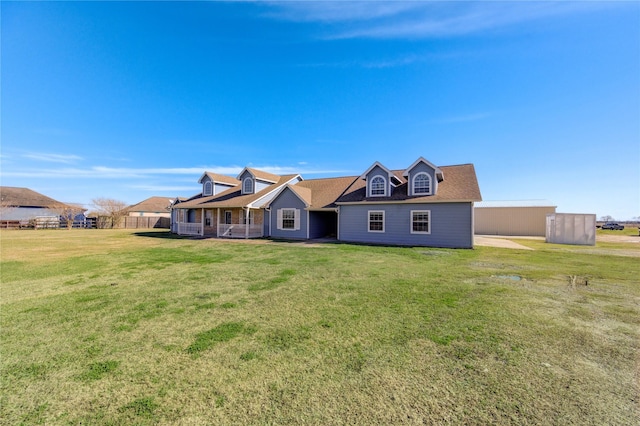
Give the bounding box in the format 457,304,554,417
475,200,557,236
546,213,596,246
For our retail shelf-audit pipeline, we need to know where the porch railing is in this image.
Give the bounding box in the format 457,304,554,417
177,222,203,236
218,224,263,239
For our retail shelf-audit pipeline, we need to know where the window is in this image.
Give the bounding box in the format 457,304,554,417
203,181,213,196
277,208,299,230
368,211,385,232
370,175,386,197
412,173,431,195
243,177,254,194
411,210,430,234
241,210,254,225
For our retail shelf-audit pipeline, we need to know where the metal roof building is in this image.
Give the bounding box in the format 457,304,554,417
474,200,557,236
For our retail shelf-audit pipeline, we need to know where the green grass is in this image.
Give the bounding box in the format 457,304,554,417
1,229,639,425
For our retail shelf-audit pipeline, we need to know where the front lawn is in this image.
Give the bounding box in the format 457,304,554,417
1,229,638,424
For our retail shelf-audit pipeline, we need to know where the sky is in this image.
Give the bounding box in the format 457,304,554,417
1,1,639,220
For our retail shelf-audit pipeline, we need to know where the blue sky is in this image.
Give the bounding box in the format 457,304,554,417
2,1,638,220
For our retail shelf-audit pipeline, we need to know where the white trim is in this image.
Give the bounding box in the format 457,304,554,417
368,210,385,233
242,177,254,194
278,208,300,231
410,210,431,235
248,175,303,209
411,172,432,196
203,181,213,196
336,199,478,205
264,183,310,209
402,157,443,181
369,175,387,197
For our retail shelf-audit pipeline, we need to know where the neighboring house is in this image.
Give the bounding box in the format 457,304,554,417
172,157,481,248
0,186,82,223
124,196,174,217
475,200,557,236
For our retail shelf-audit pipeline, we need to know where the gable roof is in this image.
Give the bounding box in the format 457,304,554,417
336,164,481,204
359,161,402,185
0,186,76,210
293,175,360,209
124,196,173,213
402,156,444,181
176,174,301,209
198,172,240,186
237,167,280,183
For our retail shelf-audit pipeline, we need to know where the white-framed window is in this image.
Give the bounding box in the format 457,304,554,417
411,210,431,234
368,210,385,232
412,173,431,195
243,177,254,194
241,210,254,225
224,210,232,225
369,175,386,197
277,208,300,230
203,181,213,196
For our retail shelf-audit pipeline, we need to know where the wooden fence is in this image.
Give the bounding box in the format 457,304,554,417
1,216,169,230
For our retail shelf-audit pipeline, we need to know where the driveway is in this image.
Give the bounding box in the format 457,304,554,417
474,236,536,250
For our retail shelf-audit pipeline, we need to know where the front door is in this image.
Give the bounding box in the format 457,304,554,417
225,211,232,225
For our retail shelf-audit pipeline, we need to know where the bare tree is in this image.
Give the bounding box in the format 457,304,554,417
91,198,128,229
600,215,613,222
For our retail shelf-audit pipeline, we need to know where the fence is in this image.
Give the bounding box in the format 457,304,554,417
105,216,170,229
0,216,169,230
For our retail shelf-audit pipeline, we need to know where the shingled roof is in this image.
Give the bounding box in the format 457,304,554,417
335,164,481,204
177,174,301,209
0,186,74,209
124,196,173,213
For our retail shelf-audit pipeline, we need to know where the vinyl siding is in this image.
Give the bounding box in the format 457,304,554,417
269,188,307,240
339,203,474,248
365,165,392,197
309,211,338,239
406,161,437,196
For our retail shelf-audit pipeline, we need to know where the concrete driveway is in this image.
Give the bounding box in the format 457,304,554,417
474,236,536,250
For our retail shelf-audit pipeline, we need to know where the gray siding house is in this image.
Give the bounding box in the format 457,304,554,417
172,157,481,248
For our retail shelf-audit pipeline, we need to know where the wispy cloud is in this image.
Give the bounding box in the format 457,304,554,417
2,165,346,179
23,152,83,164
267,2,618,39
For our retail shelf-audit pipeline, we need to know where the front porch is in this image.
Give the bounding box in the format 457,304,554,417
172,207,264,239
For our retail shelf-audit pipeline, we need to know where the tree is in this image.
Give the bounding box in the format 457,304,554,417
600,215,613,222
91,198,128,228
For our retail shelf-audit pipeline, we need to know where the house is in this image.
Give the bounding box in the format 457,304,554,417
171,157,481,248
0,187,83,226
124,196,174,218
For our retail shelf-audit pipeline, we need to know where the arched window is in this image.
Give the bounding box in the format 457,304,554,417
370,175,386,196
203,181,213,196
243,177,254,194
413,173,431,195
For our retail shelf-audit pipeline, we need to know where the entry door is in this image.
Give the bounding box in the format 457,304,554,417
225,211,232,224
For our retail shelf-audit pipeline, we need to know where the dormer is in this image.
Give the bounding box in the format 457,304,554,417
402,157,444,196
237,167,280,195
360,161,402,198
198,172,240,196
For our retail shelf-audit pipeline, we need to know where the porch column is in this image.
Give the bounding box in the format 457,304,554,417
216,208,220,237
245,208,250,239
201,208,204,236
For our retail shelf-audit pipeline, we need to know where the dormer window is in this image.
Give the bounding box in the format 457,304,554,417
203,181,213,196
412,172,431,195
243,177,254,194
370,175,387,197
